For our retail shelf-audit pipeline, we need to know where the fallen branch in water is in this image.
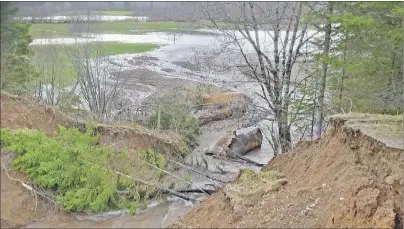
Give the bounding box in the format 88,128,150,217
139,158,209,196
114,169,199,202
233,155,266,167
84,161,199,202
176,188,216,195
165,158,226,183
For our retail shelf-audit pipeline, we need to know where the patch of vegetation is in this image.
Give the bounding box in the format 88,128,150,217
29,21,207,39
99,21,180,33
223,169,287,209
138,148,166,179
331,113,403,123
101,42,159,55
98,11,135,16
1,3,35,94
331,113,403,138
54,10,135,16
28,20,218,40
29,42,159,87
148,91,201,147
0,125,166,214
29,23,71,38
32,42,159,57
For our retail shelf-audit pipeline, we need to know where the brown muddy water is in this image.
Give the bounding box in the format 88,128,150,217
25,199,196,228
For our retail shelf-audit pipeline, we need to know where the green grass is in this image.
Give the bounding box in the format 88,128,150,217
98,11,135,16
96,42,159,56
30,23,71,38
331,113,403,147
32,42,159,57
331,113,403,124
99,21,180,33
30,42,159,85
29,21,207,39
53,10,135,16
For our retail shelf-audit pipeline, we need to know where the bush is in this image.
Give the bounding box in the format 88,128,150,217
148,92,201,146
0,125,164,213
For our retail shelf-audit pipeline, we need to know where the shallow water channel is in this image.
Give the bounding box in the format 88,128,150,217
27,27,313,227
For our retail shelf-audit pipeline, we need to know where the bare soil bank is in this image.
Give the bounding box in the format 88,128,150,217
0,91,187,228
170,115,403,228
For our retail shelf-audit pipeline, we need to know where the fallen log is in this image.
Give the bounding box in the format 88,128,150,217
197,109,233,125
176,188,216,195
228,126,263,156
205,126,265,166
201,92,245,104
206,126,263,157
196,105,246,125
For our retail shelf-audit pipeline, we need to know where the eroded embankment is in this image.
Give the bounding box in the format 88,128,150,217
0,91,188,228
0,91,188,156
170,116,403,228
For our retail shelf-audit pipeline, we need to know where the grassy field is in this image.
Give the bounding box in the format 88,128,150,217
31,42,158,57
29,21,207,39
29,23,71,38
30,42,159,85
53,10,135,16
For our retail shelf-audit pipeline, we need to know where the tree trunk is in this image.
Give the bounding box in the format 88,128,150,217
228,127,263,156
338,41,347,112
402,0,404,153
315,2,333,139
279,121,291,153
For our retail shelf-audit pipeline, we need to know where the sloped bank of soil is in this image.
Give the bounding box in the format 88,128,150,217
170,115,403,228
0,91,189,228
1,151,59,228
0,91,188,157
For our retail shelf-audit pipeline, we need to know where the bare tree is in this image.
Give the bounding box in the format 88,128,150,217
65,12,128,121
200,2,318,155
31,40,66,105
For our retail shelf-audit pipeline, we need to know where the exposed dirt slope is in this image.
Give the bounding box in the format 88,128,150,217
0,91,70,134
0,91,187,157
1,152,57,228
171,115,403,228
0,92,188,228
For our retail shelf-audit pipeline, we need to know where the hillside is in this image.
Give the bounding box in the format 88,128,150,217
0,91,188,228
170,114,403,228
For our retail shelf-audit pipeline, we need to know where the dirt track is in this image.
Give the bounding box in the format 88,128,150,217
170,117,403,228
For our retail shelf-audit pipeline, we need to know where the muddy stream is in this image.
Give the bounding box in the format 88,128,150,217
26,27,315,227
